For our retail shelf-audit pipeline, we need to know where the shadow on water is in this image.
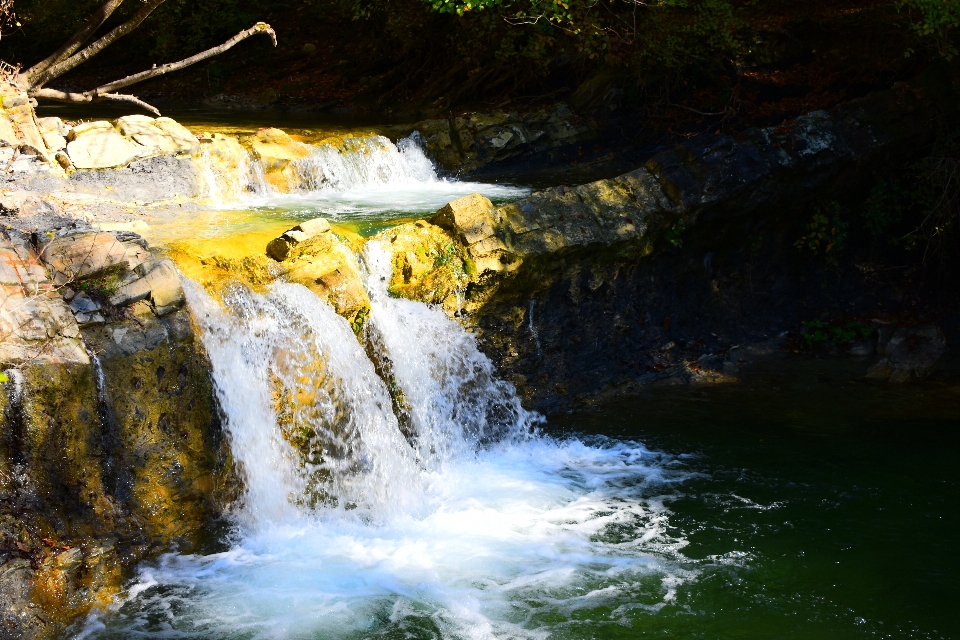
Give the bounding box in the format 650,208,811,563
548,357,960,639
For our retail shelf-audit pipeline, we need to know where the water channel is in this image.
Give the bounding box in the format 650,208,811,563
41,106,959,640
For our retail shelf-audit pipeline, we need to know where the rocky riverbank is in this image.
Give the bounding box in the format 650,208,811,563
0,68,957,637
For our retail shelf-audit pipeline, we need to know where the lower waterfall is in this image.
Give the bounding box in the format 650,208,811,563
76,265,695,639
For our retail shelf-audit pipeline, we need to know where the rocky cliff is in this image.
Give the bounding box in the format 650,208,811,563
0,225,232,639
365,71,956,408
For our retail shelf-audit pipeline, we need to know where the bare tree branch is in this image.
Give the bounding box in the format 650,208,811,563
29,0,166,89
94,22,277,94
98,92,160,115
23,0,126,86
30,87,160,116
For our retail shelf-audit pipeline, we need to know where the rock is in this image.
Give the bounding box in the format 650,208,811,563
370,220,472,313
38,232,130,285
66,123,146,169
75,311,106,325
0,230,86,364
266,217,332,261
241,127,311,191
37,117,68,136
117,115,199,156
866,324,946,383
430,193,506,274
69,292,101,314
41,130,67,152
139,258,185,314
410,104,594,174
272,224,369,329
69,155,202,202
109,271,152,307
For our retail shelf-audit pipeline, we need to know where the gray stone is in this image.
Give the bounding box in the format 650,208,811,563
69,292,101,314
866,324,946,383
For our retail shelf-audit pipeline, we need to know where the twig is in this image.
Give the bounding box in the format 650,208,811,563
667,102,732,117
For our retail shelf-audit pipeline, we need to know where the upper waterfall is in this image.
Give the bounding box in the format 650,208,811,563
195,132,530,216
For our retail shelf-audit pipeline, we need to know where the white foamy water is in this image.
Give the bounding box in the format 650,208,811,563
363,241,541,467
198,133,530,217
77,438,692,640
182,279,421,523
74,268,695,638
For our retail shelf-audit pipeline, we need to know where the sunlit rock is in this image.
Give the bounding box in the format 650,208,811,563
241,127,311,191
66,122,145,170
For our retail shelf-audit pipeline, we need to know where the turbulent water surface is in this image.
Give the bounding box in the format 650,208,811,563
70,118,960,640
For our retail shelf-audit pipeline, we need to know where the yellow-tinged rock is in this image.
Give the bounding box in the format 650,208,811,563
66,125,145,169
242,127,311,192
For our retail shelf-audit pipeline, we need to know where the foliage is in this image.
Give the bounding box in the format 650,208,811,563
794,202,847,267
799,319,875,350
862,178,906,242
664,218,686,247
899,0,960,59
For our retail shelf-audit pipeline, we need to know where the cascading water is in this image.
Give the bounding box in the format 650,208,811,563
76,268,695,639
362,241,541,467
182,279,421,522
195,133,530,217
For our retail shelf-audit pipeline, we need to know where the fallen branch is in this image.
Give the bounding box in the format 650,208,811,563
23,0,126,85
29,23,276,115
29,88,161,116
29,0,167,90
94,22,277,94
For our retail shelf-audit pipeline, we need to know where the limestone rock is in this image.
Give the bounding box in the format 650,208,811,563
0,230,86,365
242,127,311,191
866,324,946,383
117,115,199,156
39,232,130,285
140,258,185,314
370,220,472,313
430,193,506,274
66,123,146,169
267,217,332,261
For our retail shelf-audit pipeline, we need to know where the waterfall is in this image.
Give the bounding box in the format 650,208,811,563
291,133,438,193
362,241,541,468
182,279,421,524
194,132,531,212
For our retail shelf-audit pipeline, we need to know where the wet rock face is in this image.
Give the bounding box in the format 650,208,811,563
265,219,370,331
377,76,953,408
0,228,229,638
412,104,595,175
866,325,947,383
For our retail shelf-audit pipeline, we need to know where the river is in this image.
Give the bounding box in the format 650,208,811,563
45,108,959,640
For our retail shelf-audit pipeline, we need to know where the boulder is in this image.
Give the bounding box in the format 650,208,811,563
242,127,311,191
39,232,131,285
117,115,199,156
37,117,68,152
866,324,947,383
430,193,507,274
66,123,145,169
266,217,332,261
140,258,185,314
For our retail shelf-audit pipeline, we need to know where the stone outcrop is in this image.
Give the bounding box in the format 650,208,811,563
0,226,228,638
374,74,954,407
411,103,595,175
866,325,947,383
241,127,311,191
265,219,369,331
